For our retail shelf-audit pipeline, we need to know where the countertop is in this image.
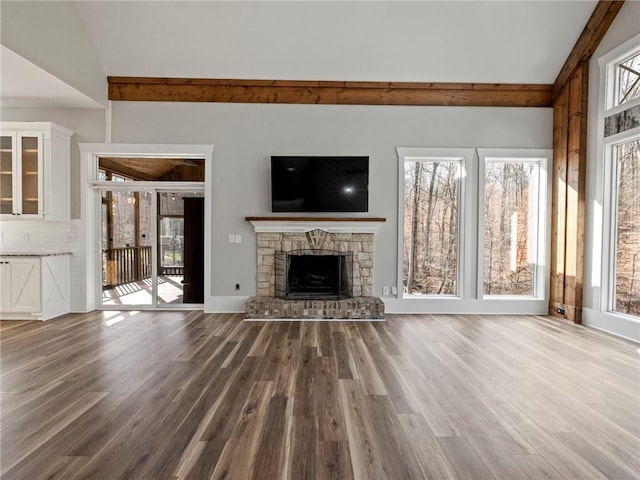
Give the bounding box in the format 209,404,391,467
0,251,72,257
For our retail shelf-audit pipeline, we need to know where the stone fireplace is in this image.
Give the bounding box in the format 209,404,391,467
245,218,385,320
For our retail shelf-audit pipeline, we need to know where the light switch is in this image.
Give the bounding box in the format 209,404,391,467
228,234,235,243
235,234,242,243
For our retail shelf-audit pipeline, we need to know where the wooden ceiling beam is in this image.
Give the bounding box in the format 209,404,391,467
108,77,553,107
553,0,625,99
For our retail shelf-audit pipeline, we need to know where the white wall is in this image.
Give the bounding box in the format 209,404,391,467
0,1,107,107
111,101,551,312
584,0,640,341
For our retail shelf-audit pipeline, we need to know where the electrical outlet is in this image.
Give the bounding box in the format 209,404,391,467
383,286,390,296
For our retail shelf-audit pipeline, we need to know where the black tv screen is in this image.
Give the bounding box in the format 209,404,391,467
271,156,369,213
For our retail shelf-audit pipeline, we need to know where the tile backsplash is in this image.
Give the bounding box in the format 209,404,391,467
0,219,80,253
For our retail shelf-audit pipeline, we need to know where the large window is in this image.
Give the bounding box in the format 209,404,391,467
398,147,549,308
611,137,640,316
401,152,465,296
482,157,544,296
597,36,640,330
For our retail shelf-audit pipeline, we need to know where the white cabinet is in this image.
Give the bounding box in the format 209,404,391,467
0,122,72,221
0,254,70,320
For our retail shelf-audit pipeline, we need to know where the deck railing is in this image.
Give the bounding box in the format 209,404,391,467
102,246,184,287
102,246,152,287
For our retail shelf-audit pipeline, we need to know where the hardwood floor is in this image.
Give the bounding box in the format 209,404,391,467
1,312,638,479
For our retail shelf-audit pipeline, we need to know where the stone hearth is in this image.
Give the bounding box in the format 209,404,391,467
245,296,385,320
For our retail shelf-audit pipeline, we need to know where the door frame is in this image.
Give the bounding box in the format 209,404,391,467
79,143,213,313
95,184,205,310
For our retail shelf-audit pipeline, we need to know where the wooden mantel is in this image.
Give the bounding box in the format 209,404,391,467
246,216,386,234
245,216,385,222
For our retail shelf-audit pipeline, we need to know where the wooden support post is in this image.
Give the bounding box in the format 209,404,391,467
550,64,589,323
157,192,163,277
105,183,116,288
134,191,141,281
563,65,589,323
550,88,569,318
549,1,624,323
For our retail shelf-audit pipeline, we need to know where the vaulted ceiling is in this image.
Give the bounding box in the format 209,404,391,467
2,1,600,108
76,1,596,84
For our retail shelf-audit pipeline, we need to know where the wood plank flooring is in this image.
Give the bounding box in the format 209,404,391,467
1,312,638,480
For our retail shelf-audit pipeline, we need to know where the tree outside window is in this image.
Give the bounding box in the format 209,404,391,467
613,138,640,316
616,51,640,107
403,160,460,296
483,160,540,296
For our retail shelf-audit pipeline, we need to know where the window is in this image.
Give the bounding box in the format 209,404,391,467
604,39,640,111
401,152,466,296
160,217,184,267
597,36,640,330
398,147,549,307
482,157,545,296
97,157,205,182
610,137,640,316
159,192,185,269
615,51,640,107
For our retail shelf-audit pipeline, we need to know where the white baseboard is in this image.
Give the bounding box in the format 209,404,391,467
206,296,552,316
381,297,549,315
205,296,248,313
582,307,640,343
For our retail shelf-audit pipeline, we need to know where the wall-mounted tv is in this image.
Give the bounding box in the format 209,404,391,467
271,156,369,213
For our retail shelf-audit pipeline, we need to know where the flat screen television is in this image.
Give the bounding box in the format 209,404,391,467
271,156,369,212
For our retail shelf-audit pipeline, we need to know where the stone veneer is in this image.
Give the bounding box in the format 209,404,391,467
256,230,374,297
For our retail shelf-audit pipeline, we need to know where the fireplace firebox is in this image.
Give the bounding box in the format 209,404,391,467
275,249,353,300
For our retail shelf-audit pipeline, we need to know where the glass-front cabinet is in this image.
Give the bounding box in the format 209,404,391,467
20,135,41,215
0,135,14,215
0,123,72,220
0,131,43,217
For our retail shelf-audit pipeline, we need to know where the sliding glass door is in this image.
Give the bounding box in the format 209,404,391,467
99,187,204,309
95,155,206,310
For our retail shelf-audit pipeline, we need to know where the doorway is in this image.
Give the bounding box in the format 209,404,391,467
96,155,206,309
100,188,205,307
